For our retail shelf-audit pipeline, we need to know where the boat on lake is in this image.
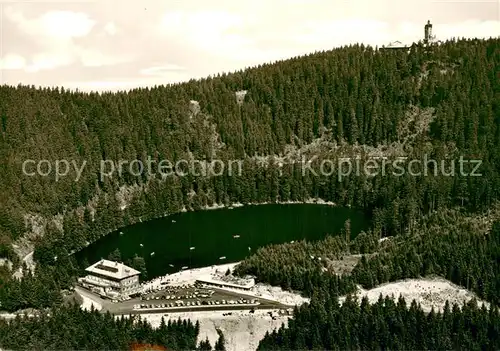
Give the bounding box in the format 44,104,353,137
219,256,226,260
190,247,195,250
181,266,188,270
233,235,240,238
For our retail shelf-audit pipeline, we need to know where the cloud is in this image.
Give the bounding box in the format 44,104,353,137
25,52,73,72
295,19,392,49
2,6,131,72
77,48,132,67
104,22,117,36
159,10,250,52
40,11,95,39
140,65,187,76
437,20,500,40
1,0,499,91
0,54,26,70
5,8,95,39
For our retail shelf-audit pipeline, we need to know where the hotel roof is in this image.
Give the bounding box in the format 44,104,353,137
85,259,140,280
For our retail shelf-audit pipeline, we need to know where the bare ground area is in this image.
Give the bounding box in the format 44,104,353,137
339,277,490,313
325,253,377,275
76,287,103,311
124,309,290,351
75,285,290,351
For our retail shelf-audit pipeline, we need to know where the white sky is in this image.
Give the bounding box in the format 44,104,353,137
0,0,499,92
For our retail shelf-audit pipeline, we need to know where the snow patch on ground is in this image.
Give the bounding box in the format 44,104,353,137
116,184,143,211
0,258,13,271
235,90,247,105
250,284,309,306
78,291,102,311
123,309,289,351
0,313,16,320
340,277,490,313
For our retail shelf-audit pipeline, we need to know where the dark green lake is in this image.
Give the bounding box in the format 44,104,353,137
76,204,369,279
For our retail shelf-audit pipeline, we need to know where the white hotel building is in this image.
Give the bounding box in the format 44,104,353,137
78,259,141,297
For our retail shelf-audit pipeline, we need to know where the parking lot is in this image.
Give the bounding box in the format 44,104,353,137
79,281,288,315
136,283,261,311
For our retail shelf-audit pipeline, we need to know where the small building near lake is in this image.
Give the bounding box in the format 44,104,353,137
195,275,255,291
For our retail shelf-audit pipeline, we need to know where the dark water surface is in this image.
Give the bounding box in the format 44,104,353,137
76,204,369,278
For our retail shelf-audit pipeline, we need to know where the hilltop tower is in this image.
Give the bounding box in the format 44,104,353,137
424,20,433,43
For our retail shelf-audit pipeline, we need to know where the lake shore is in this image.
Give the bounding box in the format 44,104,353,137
11,198,341,278
200,198,337,211
77,201,365,279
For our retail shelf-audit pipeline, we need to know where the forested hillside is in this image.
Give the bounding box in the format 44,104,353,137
0,38,498,263
0,37,499,350
236,215,500,349
258,294,500,350
236,208,500,304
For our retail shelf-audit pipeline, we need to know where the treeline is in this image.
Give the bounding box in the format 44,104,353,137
0,303,227,351
258,294,500,350
0,265,66,312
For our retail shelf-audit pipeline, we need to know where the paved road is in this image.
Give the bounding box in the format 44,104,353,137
126,304,283,315
205,286,291,306
75,286,293,315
